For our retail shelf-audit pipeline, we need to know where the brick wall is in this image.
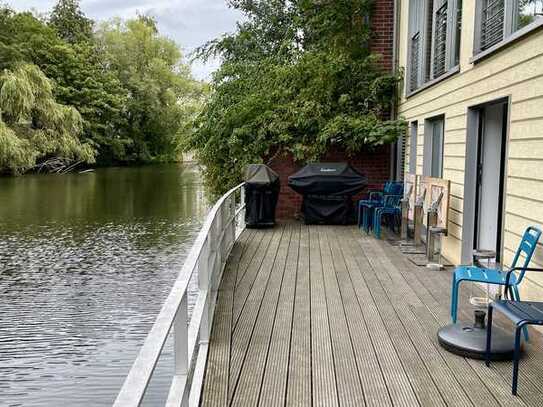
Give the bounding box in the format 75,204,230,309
370,0,395,72
268,145,391,220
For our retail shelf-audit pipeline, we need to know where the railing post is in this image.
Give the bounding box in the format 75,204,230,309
174,295,188,376
199,239,210,344
172,294,189,406
229,195,236,251
240,187,246,231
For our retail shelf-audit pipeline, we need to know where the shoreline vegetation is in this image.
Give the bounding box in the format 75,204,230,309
0,0,206,176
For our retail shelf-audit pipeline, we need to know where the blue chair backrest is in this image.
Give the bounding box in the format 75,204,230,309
389,182,404,195
383,182,403,195
511,226,542,283
383,194,402,208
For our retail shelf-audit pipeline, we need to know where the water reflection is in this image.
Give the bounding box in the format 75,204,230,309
0,164,208,406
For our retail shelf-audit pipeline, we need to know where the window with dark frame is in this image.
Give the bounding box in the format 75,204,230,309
407,0,462,93
475,0,543,55
409,122,418,174
423,116,445,178
480,0,505,51
433,2,449,77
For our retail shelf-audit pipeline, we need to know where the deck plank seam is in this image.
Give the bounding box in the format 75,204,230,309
232,229,276,332
228,226,287,404
362,237,475,406
255,224,294,406
279,223,301,407
353,233,447,406
319,226,368,406
313,226,341,407
330,226,395,407
341,229,424,407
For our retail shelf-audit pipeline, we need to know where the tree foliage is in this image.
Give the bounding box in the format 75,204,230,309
186,0,406,194
0,63,95,173
96,17,206,162
0,2,205,173
50,0,93,43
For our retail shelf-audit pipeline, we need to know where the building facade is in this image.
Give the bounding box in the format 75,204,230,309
396,1,543,295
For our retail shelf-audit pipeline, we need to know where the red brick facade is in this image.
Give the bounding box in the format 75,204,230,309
268,145,391,220
267,0,396,220
370,0,395,72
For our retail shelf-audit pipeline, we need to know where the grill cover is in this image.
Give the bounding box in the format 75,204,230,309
288,163,367,196
245,164,279,186
288,163,367,225
244,164,280,228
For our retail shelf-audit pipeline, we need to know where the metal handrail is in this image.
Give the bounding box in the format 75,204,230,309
114,183,246,407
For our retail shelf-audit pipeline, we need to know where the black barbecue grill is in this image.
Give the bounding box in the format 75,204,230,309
288,163,367,225
244,164,280,228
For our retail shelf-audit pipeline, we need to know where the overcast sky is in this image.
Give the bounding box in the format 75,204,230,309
8,0,243,81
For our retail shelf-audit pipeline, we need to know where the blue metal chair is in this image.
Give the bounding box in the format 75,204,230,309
373,194,403,239
450,227,542,336
486,267,543,395
358,182,403,232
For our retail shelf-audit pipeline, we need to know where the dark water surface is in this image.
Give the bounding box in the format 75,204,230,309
0,164,208,406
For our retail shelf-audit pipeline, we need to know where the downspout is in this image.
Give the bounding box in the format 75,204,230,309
390,0,402,180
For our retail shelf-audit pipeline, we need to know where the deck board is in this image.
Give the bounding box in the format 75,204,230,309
260,224,299,407
285,224,312,406
201,224,543,407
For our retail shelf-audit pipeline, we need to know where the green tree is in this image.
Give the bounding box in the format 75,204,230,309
0,63,95,174
187,0,406,194
96,16,205,162
0,6,129,164
49,0,93,43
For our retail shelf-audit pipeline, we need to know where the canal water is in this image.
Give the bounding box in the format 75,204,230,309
0,164,208,406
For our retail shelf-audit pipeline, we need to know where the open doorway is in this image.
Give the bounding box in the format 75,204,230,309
462,99,509,264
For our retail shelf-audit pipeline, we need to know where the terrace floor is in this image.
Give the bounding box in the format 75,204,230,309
201,223,543,406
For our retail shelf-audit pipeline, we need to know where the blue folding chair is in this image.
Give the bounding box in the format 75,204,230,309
450,226,542,339
358,182,403,232
486,267,543,395
373,194,402,239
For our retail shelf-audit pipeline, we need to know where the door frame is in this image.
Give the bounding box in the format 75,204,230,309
461,96,511,265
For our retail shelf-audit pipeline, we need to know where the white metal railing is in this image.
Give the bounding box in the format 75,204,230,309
114,183,246,407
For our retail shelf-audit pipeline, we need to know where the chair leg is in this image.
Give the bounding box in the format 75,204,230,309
374,210,382,239
451,279,459,323
485,304,493,367
512,326,523,396
512,286,530,342
363,207,370,233
358,205,363,228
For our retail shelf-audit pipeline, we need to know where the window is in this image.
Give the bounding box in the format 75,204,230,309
409,121,418,174
423,116,445,178
475,0,543,54
519,0,543,29
407,0,462,93
395,136,406,181
431,119,445,177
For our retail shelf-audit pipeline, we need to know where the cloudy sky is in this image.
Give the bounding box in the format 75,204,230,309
8,0,244,81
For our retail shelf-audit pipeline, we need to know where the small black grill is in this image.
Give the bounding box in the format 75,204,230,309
244,164,280,228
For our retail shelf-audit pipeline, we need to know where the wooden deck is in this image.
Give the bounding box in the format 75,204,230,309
201,223,543,407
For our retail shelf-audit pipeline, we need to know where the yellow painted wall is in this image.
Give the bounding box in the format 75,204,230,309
397,1,543,298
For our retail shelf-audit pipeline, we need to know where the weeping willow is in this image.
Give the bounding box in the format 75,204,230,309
0,63,95,174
